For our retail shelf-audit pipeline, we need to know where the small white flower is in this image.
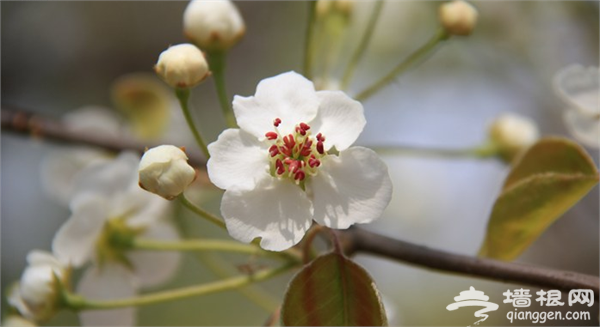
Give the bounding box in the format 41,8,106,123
52,152,181,326
488,113,539,161
139,145,196,200
183,0,246,51
207,71,393,251
439,0,478,36
553,64,600,148
8,251,68,323
155,43,210,89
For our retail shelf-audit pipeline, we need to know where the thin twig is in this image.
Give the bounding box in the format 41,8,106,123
2,107,598,299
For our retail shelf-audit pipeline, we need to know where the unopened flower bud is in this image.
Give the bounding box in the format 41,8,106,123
154,44,210,89
489,113,539,161
139,145,196,200
8,251,68,323
183,0,246,51
439,0,478,36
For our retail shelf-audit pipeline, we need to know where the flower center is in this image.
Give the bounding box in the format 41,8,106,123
95,217,143,269
265,118,327,183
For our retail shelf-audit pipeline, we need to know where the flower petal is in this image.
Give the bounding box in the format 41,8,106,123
77,264,137,326
52,194,108,267
127,219,181,287
207,128,271,191
221,178,313,251
72,152,139,199
233,71,319,139
40,148,112,206
563,108,600,148
116,185,171,228
553,64,600,115
311,91,366,151
308,147,393,229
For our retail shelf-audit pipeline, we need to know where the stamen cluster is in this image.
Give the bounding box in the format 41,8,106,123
265,118,326,182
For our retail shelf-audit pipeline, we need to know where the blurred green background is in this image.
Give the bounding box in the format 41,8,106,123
2,1,599,325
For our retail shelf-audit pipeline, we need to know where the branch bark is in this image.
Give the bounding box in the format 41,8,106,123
2,107,598,299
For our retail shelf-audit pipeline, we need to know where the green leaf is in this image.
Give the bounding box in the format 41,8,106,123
479,137,599,261
281,253,388,326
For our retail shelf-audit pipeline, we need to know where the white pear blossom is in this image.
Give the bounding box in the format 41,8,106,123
207,71,393,251
7,251,68,323
139,145,196,200
183,0,245,51
52,152,181,326
553,64,600,148
155,43,210,89
439,0,478,36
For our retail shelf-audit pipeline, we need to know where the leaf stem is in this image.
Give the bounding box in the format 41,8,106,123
179,194,226,230
175,88,210,158
340,0,384,90
207,51,237,128
354,28,450,101
303,1,318,79
63,263,296,311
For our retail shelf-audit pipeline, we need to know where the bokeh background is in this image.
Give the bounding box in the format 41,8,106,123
2,1,598,326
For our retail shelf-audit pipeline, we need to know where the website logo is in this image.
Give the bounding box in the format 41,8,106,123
446,286,499,326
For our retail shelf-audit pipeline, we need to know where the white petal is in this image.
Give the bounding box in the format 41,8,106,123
26,250,62,269
564,108,600,148
63,106,124,137
72,152,140,199
311,91,366,151
233,72,319,139
308,147,393,229
221,178,313,251
115,185,171,229
77,264,137,326
127,219,181,287
40,148,111,206
7,284,33,320
207,128,271,191
52,194,108,267
554,64,600,115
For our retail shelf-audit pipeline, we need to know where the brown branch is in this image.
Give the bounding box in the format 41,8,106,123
340,227,599,298
2,107,598,299
0,106,207,168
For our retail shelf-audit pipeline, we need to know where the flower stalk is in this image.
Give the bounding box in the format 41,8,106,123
303,1,318,79
207,50,237,128
340,0,384,90
354,28,450,101
62,263,297,311
132,238,301,262
178,194,226,229
175,88,210,158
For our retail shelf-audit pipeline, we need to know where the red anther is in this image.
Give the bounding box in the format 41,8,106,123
289,160,300,173
299,122,310,131
283,135,295,148
309,158,321,168
294,170,306,181
273,118,282,127
317,141,324,154
316,133,325,142
276,159,285,175
280,145,292,157
284,158,294,165
269,145,279,157
295,126,307,136
300,145,312,157
265,132,278,140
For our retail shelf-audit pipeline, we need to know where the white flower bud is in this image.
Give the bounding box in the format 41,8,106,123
139,145,196,200
439,0,478,36
8,251,68,323
489,113,539,161
183,0,246,51
154,44,210,89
